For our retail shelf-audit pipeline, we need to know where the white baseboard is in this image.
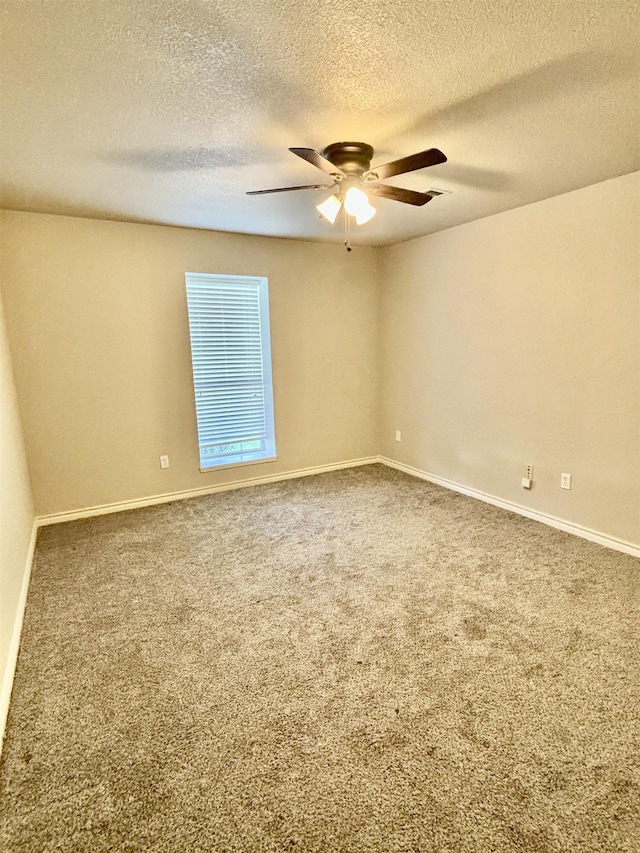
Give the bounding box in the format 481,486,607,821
36,456,381,527
36,455,640,557
379,457,640,559
0,520,38,755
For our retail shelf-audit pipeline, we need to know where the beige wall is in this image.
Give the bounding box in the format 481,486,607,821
1,172,638,547
0,212,380,516
0,285,35,735
380,172,640,546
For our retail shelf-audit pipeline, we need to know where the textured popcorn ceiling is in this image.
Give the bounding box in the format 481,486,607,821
1,0,639,246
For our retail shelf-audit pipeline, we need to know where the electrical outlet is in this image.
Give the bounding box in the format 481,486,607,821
159,455,170,469
561,472,571,490
395,430,402,442
525,465,533,480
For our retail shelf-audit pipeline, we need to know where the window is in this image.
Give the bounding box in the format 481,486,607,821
185,273,276,470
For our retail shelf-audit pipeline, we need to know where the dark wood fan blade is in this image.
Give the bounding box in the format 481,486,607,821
289,148,347,178
363,148,447,181
368,184,434,206
247,184,333,195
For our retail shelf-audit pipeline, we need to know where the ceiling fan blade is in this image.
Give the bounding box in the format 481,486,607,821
289,147,347,178
247,183,334,195
368,184,434,206
364,148,447,181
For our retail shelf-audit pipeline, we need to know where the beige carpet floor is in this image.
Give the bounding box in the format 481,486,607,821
0,465,638,852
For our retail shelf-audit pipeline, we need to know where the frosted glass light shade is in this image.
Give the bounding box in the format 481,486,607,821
344,187,376,224
316,194,342,224
354,204,376,225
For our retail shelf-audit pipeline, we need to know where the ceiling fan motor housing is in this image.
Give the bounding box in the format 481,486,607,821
322,142,374,177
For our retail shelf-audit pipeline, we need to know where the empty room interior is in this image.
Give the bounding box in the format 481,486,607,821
1,1,639,851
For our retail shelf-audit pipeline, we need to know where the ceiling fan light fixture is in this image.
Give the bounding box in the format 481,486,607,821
316,194,342,224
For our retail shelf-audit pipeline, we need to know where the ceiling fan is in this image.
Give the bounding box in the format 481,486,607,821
247,142,447,248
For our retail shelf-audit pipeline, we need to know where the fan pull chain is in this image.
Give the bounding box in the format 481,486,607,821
344,206,352,252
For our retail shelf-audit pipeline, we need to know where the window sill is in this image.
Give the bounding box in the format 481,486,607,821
199,455,277,474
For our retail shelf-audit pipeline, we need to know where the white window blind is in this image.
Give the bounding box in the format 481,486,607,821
185,273,276,470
